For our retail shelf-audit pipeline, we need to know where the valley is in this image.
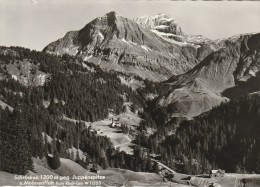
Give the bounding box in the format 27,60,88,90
0,9,260,187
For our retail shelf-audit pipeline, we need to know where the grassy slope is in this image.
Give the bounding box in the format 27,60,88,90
0,157,172,186
1,158,260,187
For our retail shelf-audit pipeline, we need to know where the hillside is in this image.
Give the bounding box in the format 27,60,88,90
137,93,260,175
156,33,260,118
2,156,260,187
0,157,170,186
0,46,153,176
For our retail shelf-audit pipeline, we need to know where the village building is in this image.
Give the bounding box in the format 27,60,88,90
210,169,225,177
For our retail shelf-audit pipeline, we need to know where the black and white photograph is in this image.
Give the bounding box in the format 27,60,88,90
0,0,260,186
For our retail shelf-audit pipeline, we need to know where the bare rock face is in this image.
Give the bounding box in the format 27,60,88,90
158,33,260,118
133,13,184,36
133,13,221,62
43,12,217,81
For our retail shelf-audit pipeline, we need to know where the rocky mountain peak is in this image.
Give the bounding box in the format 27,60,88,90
105,11,120,18
43,11,220,81
133,13,183,36
96,11,121,27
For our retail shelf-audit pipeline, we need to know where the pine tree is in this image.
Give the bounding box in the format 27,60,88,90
255,151,260,174
152,162,159,174
76,149,80,163
70,150,75,160
85,156,90,166
47,149,61,169
0,110,34,175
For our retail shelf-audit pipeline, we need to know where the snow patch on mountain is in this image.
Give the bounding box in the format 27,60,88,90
249,70,256,77
151,29,201,48
151,30,175,37
121,38,133,47
154,25,169,29
84,55,93,61
129,40,137,46
98,32,104,40
141,45,150,52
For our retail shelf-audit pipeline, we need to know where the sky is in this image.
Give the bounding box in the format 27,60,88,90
0,0,259,51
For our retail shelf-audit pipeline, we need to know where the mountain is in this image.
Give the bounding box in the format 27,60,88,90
133,13,184,36
43,12,219,81
43,11,260,118
1,10,260,184
133,13,213,45
157,33,260,118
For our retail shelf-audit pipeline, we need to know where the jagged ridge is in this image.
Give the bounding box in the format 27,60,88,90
43,11,218,81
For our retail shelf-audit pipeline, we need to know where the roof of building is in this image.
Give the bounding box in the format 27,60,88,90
211,169,225,174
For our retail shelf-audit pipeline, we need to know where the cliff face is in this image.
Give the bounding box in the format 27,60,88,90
43,12,218,81
158,33,260,118
133,13,184,36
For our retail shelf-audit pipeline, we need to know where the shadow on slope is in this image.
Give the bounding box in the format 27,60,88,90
223,72,260,99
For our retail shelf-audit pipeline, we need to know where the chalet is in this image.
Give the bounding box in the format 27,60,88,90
90,168,100,173
160,168,170,176
96,129,103,134
208,182,222,187
110,122,121,128
210,169,225,177
150,153,162,160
